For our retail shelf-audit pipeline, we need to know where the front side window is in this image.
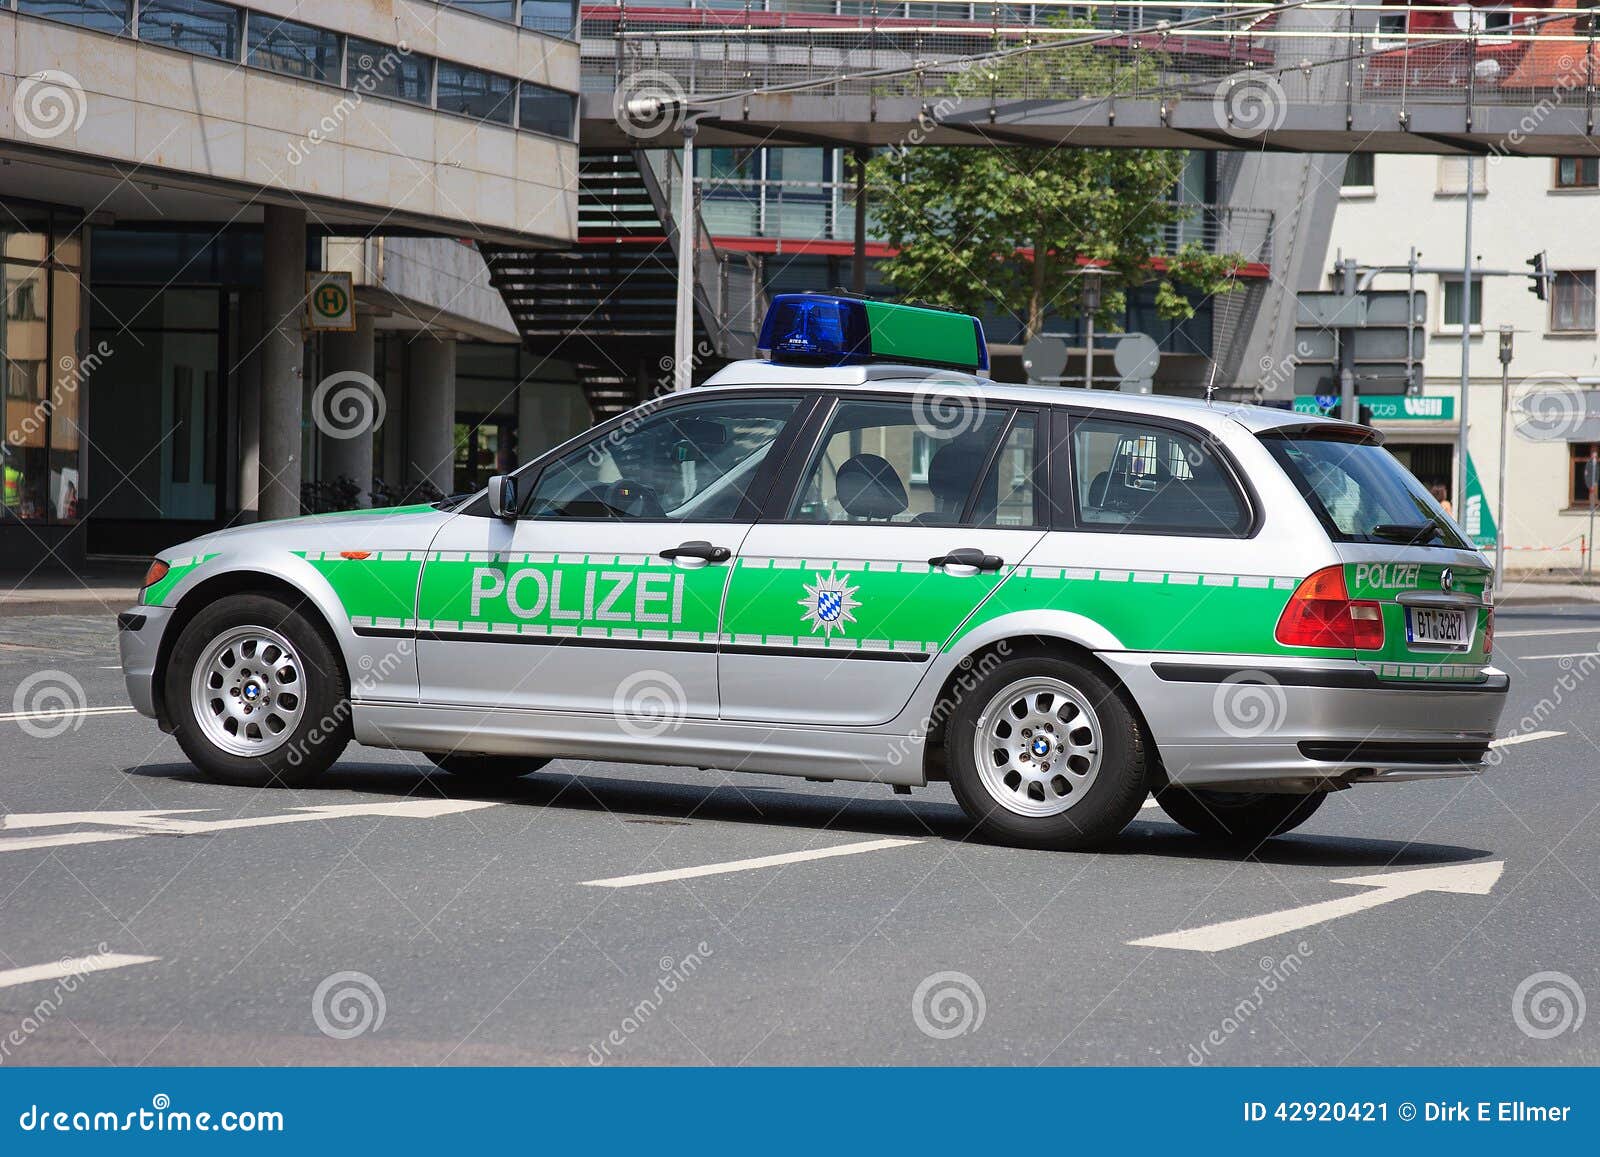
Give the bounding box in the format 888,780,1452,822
1264,433,1468,548
789,399,1017,526
247,13,341,84
1071,416,1249,535
525,397,800,520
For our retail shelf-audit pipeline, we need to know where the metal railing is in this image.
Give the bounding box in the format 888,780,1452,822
688,175,1273,263
582,2,1600,116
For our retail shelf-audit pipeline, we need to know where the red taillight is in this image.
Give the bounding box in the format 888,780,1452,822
1275,564,1385,650
141,559,169,589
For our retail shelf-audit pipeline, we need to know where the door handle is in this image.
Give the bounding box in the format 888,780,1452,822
659,540,732,563
929,547,1005,572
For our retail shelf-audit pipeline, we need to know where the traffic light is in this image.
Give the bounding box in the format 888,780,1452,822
1528,251,1548,300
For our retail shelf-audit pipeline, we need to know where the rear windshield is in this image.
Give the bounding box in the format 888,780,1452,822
1261,433,1470,549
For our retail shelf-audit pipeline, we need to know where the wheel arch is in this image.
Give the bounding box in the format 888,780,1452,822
151,568,351,728
916,629,1166,788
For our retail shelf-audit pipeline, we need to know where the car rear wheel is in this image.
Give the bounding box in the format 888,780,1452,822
1155,787,1326,843
167,593,350,788
425,752,550,785
946,655,1149,849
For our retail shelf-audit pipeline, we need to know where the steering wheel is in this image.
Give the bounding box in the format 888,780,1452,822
601,479,666,519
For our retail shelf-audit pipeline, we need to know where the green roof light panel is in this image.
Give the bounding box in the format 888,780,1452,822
758,294,989,373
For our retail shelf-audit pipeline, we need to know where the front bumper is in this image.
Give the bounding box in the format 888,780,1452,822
1102,652,1509,791
117,604,174,721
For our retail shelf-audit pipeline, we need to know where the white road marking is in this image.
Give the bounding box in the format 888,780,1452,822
1513,651,1600,662
1128,860,1504,953
1488,730,1565,748
1141,797,1161,810
0,952,159,990
0,705,136,724
581,837,920,888
0,799,500,854
1496,626,1600,638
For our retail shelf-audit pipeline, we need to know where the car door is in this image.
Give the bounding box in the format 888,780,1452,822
720,395,1048,726
415,393,807,717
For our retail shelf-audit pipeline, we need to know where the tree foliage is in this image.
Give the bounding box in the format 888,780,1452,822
862,26,1246,341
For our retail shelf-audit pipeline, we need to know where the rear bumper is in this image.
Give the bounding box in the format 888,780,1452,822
1102,652,1509,791
117,604,173,720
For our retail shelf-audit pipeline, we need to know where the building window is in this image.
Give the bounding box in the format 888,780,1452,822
138,0,240,60
348,37,432,105
521,0,578,37
246,13,341,84
1571,443,1600,506
437,63,515,124
16,0,130,35
1552,270,1597,332
518,83,575,139
1556,156,1600,189
1441,276,1483,330
440,0,515,18
1436,156,1486,195
1342,154,1375,190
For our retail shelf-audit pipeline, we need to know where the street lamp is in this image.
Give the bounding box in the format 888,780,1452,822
1495,325,1512,593
1081,268,1103,390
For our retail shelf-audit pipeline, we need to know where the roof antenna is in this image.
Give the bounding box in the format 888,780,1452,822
1204,355,1219,406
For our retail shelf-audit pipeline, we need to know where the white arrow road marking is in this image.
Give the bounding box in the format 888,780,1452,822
581,837,920,888
0,953,159,990
0,799,500,854
0,705,137,724
1489,730,1565,748
1129,860,1504,953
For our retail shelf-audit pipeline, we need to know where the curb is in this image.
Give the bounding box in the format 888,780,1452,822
0,597,137,619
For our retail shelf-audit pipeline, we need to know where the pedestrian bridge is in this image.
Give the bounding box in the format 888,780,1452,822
577,1,1600,155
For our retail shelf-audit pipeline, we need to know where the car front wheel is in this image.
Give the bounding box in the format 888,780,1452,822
166,593,351,788
946,655,1149,850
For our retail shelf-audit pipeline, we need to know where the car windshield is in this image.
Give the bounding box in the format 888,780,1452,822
1262,431,1470,549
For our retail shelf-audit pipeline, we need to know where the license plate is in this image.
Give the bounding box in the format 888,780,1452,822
1405,607,1470,648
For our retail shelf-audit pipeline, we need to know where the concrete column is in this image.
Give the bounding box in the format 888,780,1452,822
258,205,306,521
235,289,263,521
318,311,377,505
407,336,456,495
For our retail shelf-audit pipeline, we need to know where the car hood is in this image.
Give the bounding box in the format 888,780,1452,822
163,504,456,562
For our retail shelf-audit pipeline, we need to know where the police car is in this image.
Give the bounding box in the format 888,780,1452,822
118,294,1507,850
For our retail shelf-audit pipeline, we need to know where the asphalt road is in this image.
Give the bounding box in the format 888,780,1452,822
1,608,1596,1066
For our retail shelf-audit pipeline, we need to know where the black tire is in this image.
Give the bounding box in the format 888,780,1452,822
425,752,550,784
1154,787,1326,843
946,654,1149,850
166,592,350,788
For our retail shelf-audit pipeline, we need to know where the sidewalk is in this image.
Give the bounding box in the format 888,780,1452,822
0,563,144,618
1498,574,1600,607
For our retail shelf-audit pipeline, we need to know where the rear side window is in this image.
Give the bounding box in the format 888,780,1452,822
1262,433,1469,548
1069,416,1250,535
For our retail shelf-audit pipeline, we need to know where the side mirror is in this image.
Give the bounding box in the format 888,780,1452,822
487,474,518,520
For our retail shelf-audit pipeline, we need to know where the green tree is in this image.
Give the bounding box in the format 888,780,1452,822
863,25,1245,342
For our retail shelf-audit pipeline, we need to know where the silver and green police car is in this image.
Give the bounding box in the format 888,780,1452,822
118,294,1507,850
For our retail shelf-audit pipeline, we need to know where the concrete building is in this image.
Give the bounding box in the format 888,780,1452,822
0,0,584,569
1324,152,1600,573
